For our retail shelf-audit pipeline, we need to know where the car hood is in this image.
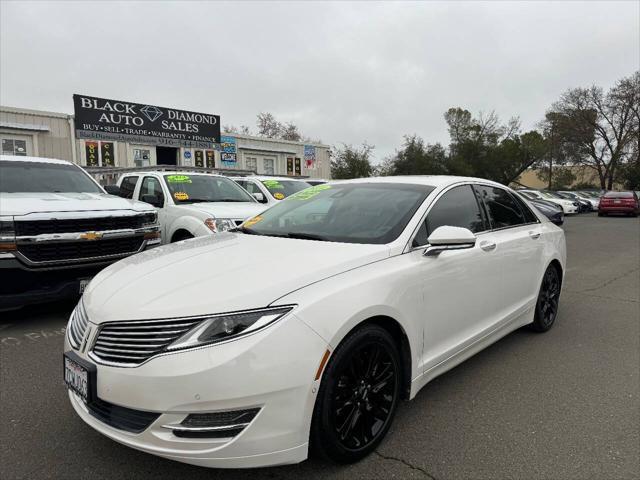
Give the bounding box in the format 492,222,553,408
83,232,390,323
176,202,265,219
0,192,152,217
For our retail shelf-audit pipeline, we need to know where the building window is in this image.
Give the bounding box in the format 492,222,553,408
263,158,275,175
133,149,151,167
245,156,257,172
2,138,27,156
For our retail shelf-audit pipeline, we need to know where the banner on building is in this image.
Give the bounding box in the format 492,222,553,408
85,141,99,167
100,142,115,167
304,145,316,170
73,94,221,149
286,157,294,175
220,135,237,165
295,157,302,175
194,150,204,167
206,150,215,168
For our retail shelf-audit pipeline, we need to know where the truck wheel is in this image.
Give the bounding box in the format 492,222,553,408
171,231,194,243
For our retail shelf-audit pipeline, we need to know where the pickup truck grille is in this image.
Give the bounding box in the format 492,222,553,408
91,318,202,366
18,236,144,263
15,214,155,236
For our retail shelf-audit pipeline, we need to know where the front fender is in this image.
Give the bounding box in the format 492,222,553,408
167,214,212,241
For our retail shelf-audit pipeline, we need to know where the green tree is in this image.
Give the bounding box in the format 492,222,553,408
383,135,448,176
330,143,375,179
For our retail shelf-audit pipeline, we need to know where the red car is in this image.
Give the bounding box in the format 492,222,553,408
598,191,640,217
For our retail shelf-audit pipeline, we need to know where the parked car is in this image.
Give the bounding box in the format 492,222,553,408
109,171,266,243
555,191,591,212
560,191,599,210
233,176,312,206
64,176,566,468
598,191,640,217
520,189,579,214
519,195,564,225
0,155,160,310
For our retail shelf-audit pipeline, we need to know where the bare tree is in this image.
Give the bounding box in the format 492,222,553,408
550,72,638,189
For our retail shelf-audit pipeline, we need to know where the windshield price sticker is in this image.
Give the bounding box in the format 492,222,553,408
174,192,189,201
292,184,332,200
273,192,285,200
166,175,192,183
244,215,263,227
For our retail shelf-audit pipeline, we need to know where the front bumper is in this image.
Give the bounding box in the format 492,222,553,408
65,312,328,468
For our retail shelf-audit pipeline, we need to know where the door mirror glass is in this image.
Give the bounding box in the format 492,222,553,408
252,192,266,203
104,185,121,196
141,194,163,208
427,225,476,246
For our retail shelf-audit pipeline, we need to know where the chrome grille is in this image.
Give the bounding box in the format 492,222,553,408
91,318,202,366
68,302,90,349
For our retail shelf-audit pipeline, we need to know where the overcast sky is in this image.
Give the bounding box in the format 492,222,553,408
1,0,638,161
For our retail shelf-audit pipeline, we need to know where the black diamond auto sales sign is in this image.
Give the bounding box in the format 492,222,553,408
73,94,221,148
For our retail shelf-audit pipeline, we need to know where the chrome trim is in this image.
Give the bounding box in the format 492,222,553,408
14,209,155,221
160,423,250,432
0,252,15,259
16,228,149,243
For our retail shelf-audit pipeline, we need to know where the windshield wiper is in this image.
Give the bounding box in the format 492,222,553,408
284,232,330,242
230,226,262,235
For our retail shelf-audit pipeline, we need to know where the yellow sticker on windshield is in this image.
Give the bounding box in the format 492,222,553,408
243,215,263,227
273,192,285,200
166,175,192,183
174,192,189,201
291,184,331,200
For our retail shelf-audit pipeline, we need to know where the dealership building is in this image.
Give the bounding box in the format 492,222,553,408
0,98,331,180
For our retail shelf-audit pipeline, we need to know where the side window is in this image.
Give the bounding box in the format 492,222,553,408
119,176,138,199
474,185,526,229
512,193,539,224
138,176,165,206
235,180,247,190
413,185,485,247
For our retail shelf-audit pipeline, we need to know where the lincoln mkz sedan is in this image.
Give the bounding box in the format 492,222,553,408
64,176,566,468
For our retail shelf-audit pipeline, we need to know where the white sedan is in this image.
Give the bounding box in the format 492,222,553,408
64,176,566,468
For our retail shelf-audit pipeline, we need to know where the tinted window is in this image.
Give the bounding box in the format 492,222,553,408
512,193,539,223
261,179,311,200
0,160,102,193
163,174,254,204
413,185,485,247
139,176,165,206
243,183,434,244
604,191,634,198
119,176,138,199
474,185,526,229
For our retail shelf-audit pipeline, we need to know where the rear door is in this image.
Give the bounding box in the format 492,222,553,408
473,184,544,320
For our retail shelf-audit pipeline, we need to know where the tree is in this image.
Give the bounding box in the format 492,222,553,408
383,135,448,176
330,143,375,179
549,72,639,189
256,112,283,138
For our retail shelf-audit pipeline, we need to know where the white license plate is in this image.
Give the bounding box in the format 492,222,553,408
614,199,621,204
64,355,89,404
79,279,91,294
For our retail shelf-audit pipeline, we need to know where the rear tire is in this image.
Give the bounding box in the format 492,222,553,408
171,231,194,243
529,265,561,333
310,325,401,463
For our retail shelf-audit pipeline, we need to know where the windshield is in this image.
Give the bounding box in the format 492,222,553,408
164,174,255,204
0,160,103,193
260,179,311,200
239,183,434,244
520,191,537,200
541,191,563,199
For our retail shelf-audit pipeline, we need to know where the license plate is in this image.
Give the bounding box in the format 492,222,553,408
64,354,90,404
614,199,621,204
79,279,91,294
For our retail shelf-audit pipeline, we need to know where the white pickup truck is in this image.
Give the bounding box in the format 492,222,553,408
112,171,266,243
0,155,160,310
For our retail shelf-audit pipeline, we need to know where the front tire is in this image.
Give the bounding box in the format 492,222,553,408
310,325,401,463
529,265,561,333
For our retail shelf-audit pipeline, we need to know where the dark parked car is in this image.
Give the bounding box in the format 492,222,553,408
598,191,640,217
516,192,564,225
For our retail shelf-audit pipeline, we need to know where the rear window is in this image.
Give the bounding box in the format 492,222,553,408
0,160,102,193
603,191,634,198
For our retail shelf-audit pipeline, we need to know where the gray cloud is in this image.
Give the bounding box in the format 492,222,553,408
1,0,638,161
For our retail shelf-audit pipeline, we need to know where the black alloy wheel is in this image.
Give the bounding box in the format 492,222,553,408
530,265,561,332
311,325,401,463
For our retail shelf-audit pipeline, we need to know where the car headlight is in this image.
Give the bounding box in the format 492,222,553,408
166,306,294,351
204,218,235,233
0,218,16,251
142,211,158,225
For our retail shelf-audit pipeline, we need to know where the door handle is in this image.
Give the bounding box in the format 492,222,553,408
480,241,496,252
529,231,541,240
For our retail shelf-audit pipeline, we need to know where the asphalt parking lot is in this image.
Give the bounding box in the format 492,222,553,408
1,213,638,480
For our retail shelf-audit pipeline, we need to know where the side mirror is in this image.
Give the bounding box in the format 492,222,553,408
252,192,266,203
141,194,163,208
104,185,121,196
424,226,476,257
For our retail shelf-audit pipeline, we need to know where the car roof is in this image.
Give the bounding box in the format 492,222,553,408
331,175,505,189
0,154,72,165
122,171,224,178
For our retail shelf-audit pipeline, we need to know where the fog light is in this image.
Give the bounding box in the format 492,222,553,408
161,408,260,439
